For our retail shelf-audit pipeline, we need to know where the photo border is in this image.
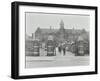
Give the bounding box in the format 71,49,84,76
11,1,98,79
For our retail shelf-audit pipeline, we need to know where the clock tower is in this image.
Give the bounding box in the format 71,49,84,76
58,20,66,42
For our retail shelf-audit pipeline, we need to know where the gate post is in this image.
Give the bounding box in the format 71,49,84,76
75,41,85,56
47,40,55,56
32,40,40,56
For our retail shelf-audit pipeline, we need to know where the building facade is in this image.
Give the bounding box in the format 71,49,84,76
25,20,89,56
34,20,89,44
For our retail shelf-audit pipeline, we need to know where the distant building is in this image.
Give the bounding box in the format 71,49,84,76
25,35,33,55
34,20,89,44
25,20,89,56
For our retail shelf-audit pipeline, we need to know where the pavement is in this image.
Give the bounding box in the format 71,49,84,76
25,49,89,68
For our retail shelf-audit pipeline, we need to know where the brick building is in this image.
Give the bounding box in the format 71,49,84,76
34,20,89,44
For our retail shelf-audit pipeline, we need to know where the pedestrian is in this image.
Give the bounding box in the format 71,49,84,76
55,46,58,56
63,48,66,55
58,46,61,53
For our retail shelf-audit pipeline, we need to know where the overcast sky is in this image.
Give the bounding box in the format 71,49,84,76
25,12,90,36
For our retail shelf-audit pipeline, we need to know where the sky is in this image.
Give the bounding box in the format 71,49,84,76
25,12,90,36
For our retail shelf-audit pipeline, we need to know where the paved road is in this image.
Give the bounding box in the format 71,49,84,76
25,50,89,68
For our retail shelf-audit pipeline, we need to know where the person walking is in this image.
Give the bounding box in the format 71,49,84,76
58,45,61,53
62,43,66,56
63,47,66,55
